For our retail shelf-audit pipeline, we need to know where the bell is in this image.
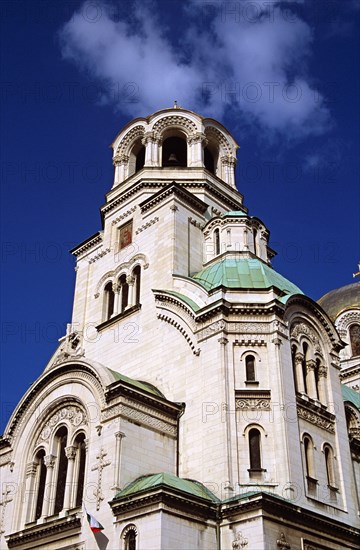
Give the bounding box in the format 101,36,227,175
167,153,180,166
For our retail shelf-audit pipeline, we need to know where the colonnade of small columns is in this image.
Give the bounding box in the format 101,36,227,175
24,441,86,523
112,130,237,188
294,351,328,405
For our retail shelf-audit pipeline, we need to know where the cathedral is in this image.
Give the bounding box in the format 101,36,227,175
0,107,359,550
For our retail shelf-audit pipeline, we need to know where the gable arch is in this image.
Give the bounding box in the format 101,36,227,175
115,124,146,157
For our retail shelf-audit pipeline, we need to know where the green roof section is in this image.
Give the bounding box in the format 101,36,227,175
342,384,360,410
160,290,200,312
107,368,165,398
192,258,302,296
115,473,219,503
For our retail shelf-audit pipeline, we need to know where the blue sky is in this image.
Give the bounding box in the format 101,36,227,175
1,0,359,432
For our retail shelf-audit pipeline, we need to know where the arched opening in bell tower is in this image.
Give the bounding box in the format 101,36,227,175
204,145,216,174
128,139,145,176
162,136,187,167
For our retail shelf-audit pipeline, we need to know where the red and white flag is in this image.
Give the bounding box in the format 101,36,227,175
85,509,104,533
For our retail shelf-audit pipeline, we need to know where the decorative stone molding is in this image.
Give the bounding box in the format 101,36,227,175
53,330,85,367
88,247,111,264
291,322,320,347
102,403,177,436
113,154,129,166
25,461,37,477
135,216,159,234
236,322,268,334
112,206,137,225
221,154,237,167
115,125,145,156
152,115,198,135
44,454,56,469
188,131,207,145
5,514,81,548
232,531,248,548
336,310,360,331
235,390,271,411
188,216,203,229
65,446,77,460
91,447,111,511
37,405,87,444
203,320,226,337
205,125,233,155
277,532,291,549
297,405,335,433
157,313,200,355
71,232,103,258
234,339,267,347
0,453,12,468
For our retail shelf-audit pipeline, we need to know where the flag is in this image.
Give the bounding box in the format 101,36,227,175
86,510,104,533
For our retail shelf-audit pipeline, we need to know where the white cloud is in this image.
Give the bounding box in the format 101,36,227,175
59,0,331,140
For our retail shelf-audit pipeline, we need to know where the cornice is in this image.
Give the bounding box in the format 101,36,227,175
6,514,81,548
221,492,359,543
139,181,209,215
110,487,218,521
104,378,184,418
102,178,243,217
70,232,103,257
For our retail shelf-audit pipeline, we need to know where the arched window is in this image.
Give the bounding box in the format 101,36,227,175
75,433,86,507
303,435,316,481
133,265,141,305
324,445,336,487
214,228,220,255
104,282,115,320
119,274,129,313
302,343,308,394
248,428,262,470
123,525,138,550
54,427,68,515
349,324,360,356
162,136,187,167
245,355,256,382
34,450,46,521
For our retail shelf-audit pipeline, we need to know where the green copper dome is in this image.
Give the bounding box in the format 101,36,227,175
192,258,302,296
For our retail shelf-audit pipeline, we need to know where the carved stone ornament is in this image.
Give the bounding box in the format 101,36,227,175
37,405,87,443
203,320,226,336
236,398,271,411
277,532,291,549
297,406,335,433
232,532,248,548
291,323,320,348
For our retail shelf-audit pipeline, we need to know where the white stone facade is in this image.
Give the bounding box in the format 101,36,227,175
1,108,359,550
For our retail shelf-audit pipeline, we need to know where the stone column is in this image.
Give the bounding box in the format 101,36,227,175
126,275,135,308
42,454,56,518
294,352,305,394
317,365,328,405
24,462,37,523
112,431,126,492
142,132,160,166
188,132,207,167
113,154,129,184
306,359,318,399
112,282,120,317
221,155,237,187
63,446,77,512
